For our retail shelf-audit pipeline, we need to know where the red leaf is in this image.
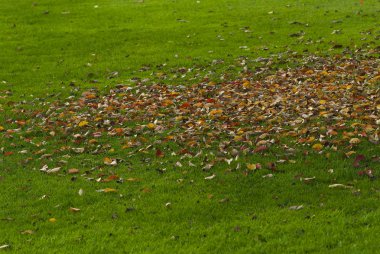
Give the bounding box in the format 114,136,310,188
254,145,267,153
156,149,165,158
358,169,374,178
353,154,365,168
180,102,191,109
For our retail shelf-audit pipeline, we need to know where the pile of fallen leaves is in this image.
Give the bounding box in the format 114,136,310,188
1,53,379,175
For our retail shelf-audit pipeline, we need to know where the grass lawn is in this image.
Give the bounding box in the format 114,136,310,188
1,0,380,253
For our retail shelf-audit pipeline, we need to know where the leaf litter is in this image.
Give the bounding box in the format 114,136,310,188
1,52,379,186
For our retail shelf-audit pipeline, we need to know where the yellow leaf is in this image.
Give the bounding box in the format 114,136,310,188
0,126,4,132
103,188,117,193
78,121,88,127
126,178,141,182
312,143,323,151
319,100,327,105
345,151,356,157
234,135,243,142
147,123,156,129
49,218,57,223
242,81,251,88
246,163,257,171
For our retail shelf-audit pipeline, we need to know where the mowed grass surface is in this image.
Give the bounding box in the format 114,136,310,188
1,0,380,253
0,0,379,96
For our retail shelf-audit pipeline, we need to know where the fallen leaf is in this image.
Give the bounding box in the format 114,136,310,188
0,245,10,250
156,149,165,158
103,175,120,182
219,198,229,203
353,154,365,168
126,177,141,182
204,174,216,180
147,123,156,129
254,145,267,153
72,147,85,153
301,176,316,184
20,230,34,235
48,218,57,223
69,207,81,212
97,188,117,193
47,167,61,174
329,184,353,189
289,205,304,210
40,165,49,172
68,168,79,174
312,143,323,151
104,157,117,166
358,169,374,178
246,163,257,171
349,138,360,144
78,121,88,127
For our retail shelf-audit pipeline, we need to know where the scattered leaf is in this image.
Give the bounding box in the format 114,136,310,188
329,184,353,189
312,143,323,151
68,168,80,174
349,138,361,145
289,205,304,210
20,230,34,235
104,157,117,166
204,174,216,180
0,245,10,250
69,207,81,213
126,177,141,182
78,121,88,127
353,154,365,168
358,169,374,178
98,188,117,193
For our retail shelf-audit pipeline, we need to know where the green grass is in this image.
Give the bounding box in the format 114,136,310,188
1,0,380,253
0,0,379,96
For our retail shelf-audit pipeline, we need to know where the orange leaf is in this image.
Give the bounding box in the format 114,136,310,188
68,168,80,174
209,109,223,116
103,188,117,193
180,102,191,109
103,175,120,182
4,152,13,156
